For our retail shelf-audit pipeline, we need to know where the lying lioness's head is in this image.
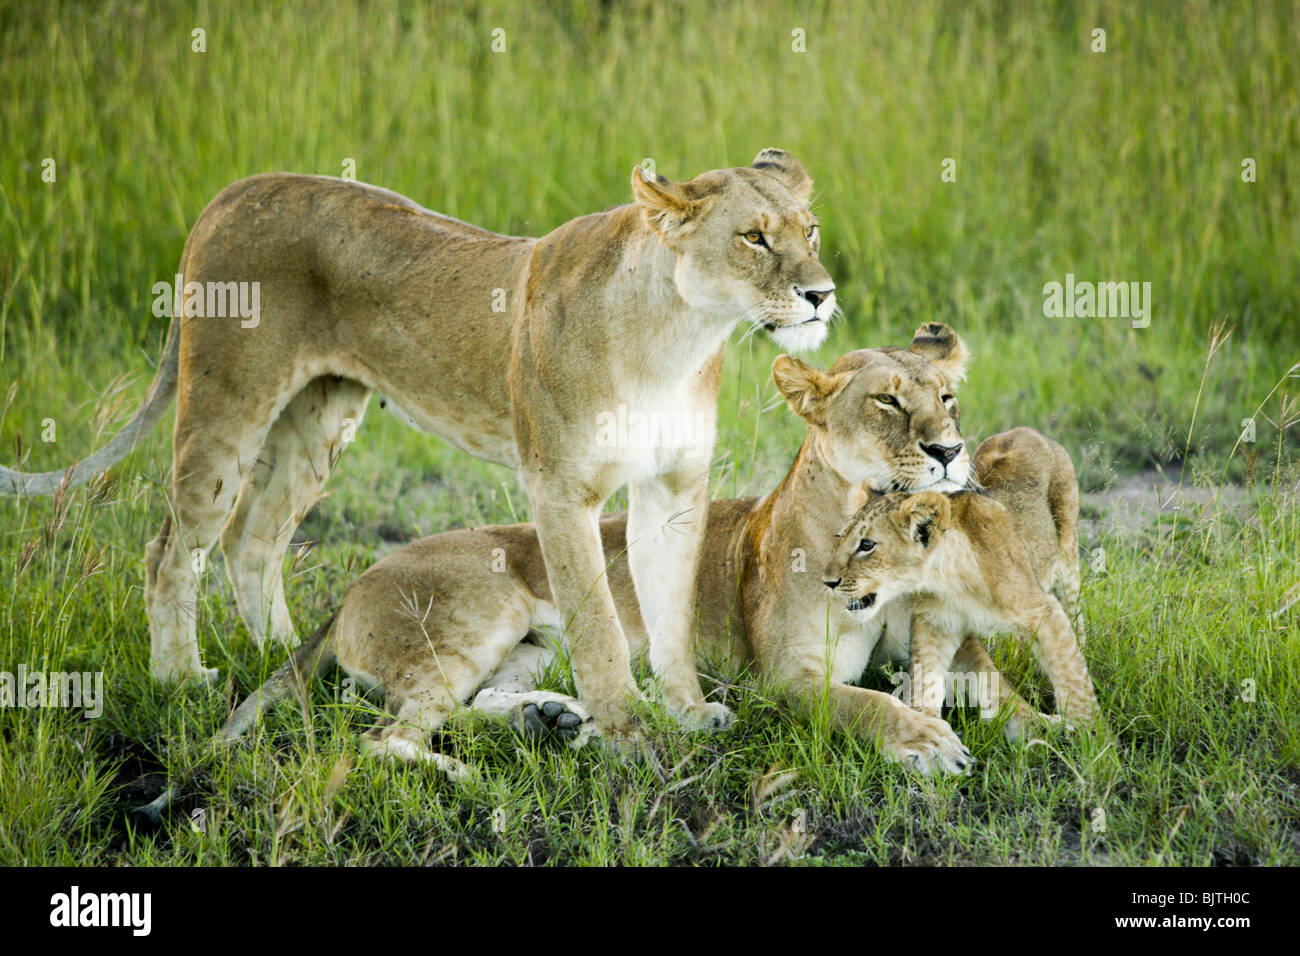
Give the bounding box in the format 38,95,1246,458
773,322,972,490
632,148,835,352
822,491,954,618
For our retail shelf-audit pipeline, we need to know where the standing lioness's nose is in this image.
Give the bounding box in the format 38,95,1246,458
796,285,835,309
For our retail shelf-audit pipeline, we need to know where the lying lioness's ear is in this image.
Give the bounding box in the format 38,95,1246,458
631,164,714,241
772,355,848,425
751,148,813,204
898,491,952,547
847,481,876,515
907,322,969,383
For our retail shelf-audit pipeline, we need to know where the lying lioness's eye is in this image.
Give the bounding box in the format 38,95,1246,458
743,229,766,246
874,394,900,408
856,539,876,555
804,225,816,240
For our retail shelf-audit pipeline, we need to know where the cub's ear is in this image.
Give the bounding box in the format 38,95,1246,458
772,354,848,426
907,322,969,383
898,491,952,548
631,164,714,242
751,148,813,204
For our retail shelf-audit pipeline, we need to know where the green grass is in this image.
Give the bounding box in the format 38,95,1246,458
1,0,1298,865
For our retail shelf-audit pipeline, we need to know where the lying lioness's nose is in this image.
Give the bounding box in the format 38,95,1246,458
823,577,841,590
921,441,963,466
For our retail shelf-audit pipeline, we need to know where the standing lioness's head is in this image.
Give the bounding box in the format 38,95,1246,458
632,148,835,353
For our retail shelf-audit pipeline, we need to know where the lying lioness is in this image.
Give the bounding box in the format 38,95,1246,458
822,428,1097,727
148,325,1065,803
1,150,836,743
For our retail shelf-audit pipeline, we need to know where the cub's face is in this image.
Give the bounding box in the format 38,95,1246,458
772,323,973,492
822,492,951,619
632,149,836,353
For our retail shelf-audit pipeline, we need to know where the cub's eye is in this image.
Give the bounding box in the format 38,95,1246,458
804,224,816,240
856,539,876,555
941,394,954,403
874,394,900,408
743,229,767,247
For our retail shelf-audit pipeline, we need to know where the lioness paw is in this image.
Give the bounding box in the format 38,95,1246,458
152,663,220,687
519,694,600,751
1004,710,1074,743
884,713,973,776
588,712,649,763
677,701,734,733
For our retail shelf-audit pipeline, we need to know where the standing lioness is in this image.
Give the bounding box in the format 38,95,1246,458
0,150,836,741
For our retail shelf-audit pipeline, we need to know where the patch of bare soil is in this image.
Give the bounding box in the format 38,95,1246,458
1081,468,1251,541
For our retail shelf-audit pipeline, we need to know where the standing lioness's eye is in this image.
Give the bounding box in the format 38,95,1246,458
804,225,816,240
743,230,766,246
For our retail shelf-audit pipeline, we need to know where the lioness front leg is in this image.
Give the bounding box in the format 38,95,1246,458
792,673,972,775
526,493,643,743
627,468,733,731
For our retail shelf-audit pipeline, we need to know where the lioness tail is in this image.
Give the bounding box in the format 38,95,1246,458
1,280,183,496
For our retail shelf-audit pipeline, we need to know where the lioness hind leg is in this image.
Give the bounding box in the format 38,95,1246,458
473,686,599,749
469,639,599,748
360,686,473,781
146,408,279,683
347,596,545,778
220,376,371,647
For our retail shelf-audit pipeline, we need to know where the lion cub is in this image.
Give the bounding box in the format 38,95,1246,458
823,430,1098,728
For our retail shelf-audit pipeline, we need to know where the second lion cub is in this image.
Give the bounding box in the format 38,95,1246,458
823,428,1098,728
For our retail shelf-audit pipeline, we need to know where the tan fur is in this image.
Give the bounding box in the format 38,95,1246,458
215,325,1029,778
3,151,837,743
822,436,1098,730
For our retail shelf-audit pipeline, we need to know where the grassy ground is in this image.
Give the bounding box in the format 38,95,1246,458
1,0,1297,865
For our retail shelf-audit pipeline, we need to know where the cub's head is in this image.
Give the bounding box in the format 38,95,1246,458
773,322,972,491
632,148,835,352
822,491,953,618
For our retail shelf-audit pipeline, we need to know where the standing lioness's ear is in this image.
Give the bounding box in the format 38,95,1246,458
751,148,813,204
631,165,713,241
907,322,969,383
